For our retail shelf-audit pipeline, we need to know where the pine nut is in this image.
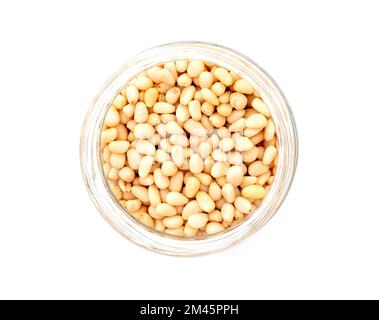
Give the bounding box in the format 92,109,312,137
187,60,205,77
242,184,266,199
134,123,155,139
196,191,215,212
252,98,271,117
226,165,244,187
246,113,267,129
156,203,177,217
163,215,184,229
248,161,270,176
166,191,189,206
184,176,201,198
108,141,130,154
126,85,139,103
214,67,233,86
262,145,277,166
184,223,198,236
206,222,225,235
188,100,202,121
125,199,142,212
139,156,154,178
222,183,235,203
187,213,208,229
234,196,253,214
233,79,254,94
221,203,235,223
153,102,175,114
154,168,170,189
201,88,220,106
180,86,196,105
199,71,214,88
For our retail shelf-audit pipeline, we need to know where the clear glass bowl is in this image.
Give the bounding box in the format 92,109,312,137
80,41,298,256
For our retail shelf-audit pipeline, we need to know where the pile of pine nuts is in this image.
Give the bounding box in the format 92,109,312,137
101,60,278,237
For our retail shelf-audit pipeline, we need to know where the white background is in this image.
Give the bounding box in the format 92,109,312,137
0,0,378,300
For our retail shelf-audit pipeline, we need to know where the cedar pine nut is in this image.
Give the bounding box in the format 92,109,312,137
196,191,215,213
165,87,181,104
175,60,188,73
189,154,204,174
262,145,277,166
206,222,225,235
131,186,149,203
246,113,267,129
135,76,153,91
187,60,205,77
187,213,208,229
221,203,235,224
153,102,175,114
233,79,254,94
184,119,207,136
201,88,220,106
126,85,139,103
104,106,120,127
182,200,202,220
180,86,196,105
133,123,155,139
102,127,118,144
217,103,232,117
148,185,161,207
108,141,130,154
184,223,198,236
248,161,270,176
163,215,184,229
144,87,159,107
230,92,248,110
208,210,222,222
222,183,235,203
177,73,192,87
156,203,177,217
234,196,253,213
235,136,254,152
209,181,222,201
161,161,178,176
166,191,189,206
242,184,266,199
214,67,233,86
110,153,126,169
157,68,176,86
228,118,246,132
101,58,279,237
199,71,214,88
211,162,228,178
226,165,244,187
188,100,202,121
113,94,127,109
139,156,154,178
252,98,271,117
154,168,170,189
169,171,184,192
184,176,201,198
135,140,155,156
134,102,149,123
125,199,142,212
211,82,226,96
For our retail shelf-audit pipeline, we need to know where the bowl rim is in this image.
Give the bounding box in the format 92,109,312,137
80,41,298,256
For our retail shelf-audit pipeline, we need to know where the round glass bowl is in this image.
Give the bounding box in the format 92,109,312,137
80,41,298,256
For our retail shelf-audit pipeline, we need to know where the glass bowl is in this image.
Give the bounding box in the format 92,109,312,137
80,41,298,256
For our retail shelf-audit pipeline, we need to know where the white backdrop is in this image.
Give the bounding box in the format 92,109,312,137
0,0,378,300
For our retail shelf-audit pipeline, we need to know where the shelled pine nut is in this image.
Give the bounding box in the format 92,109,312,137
101,59,278,237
